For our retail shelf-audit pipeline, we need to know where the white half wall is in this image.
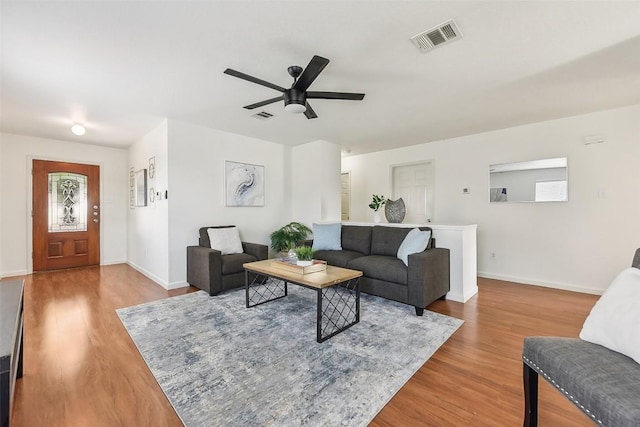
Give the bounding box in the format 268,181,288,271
291,139,342,226
342,104,640,295
0,132,128,277
166,120,291,286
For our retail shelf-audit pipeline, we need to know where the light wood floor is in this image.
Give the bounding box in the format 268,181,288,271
6,264,598,426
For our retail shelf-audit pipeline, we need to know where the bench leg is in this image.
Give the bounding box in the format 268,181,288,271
523,362,538,427
415,306,424,316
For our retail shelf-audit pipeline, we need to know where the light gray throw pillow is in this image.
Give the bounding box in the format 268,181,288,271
312,223,342,251
397,228,431,266
207,227,243,255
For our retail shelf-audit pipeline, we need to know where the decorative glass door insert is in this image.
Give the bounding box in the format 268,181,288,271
48,172,88,232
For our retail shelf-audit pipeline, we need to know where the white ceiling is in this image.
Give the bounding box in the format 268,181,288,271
2,1,640,155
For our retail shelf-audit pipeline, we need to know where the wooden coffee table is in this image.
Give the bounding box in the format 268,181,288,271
243,260,362,343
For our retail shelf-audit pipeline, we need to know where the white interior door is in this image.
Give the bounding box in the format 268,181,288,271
392,162,434,223
341,172,350,221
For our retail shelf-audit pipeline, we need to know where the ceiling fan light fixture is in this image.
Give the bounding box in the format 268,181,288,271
225,55,365,119
284,102,307,114
71,123,86,136
283,88,307,114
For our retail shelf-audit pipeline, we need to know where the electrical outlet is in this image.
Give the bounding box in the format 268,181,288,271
490,252,496,260
463,187,470,194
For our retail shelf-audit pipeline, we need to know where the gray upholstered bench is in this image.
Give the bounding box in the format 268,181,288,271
522,249,640,426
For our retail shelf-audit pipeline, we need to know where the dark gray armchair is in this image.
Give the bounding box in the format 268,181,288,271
186,226,268,296
522,248,640,426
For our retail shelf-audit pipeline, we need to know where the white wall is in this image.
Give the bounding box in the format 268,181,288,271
166,120,291,286
291,140,342,226
0,133,128,277
127,120,171,287
0,136,3,277
342,104,640,294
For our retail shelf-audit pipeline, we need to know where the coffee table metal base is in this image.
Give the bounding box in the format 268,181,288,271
245,271,360,343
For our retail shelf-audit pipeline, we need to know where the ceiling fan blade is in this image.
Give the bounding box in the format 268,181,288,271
307,91,365,101
243,96,284,110
304,102,317,119
224,68,286,92
293,55,330,91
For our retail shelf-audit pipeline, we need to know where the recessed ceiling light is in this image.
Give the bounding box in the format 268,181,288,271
71,124,86,136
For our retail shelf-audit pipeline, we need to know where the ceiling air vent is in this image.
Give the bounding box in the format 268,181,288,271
410,19,463,53
252,111,274,120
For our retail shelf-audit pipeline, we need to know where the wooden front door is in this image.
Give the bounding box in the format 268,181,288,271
32,160,100,271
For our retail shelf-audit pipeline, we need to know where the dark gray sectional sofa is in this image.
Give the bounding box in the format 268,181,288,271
311,225,450,316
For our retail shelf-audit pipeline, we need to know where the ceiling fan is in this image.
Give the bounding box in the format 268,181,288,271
224,55,365,119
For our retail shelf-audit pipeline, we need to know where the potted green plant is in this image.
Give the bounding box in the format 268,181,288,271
295,245,314,266
270,222,312,257
368,194,386,223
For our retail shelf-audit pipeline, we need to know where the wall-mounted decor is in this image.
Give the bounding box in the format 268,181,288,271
135,169,147,207
489,157,568,203
148,156,156,179
225,161,265,207
129,167,135,209
147,157,156,208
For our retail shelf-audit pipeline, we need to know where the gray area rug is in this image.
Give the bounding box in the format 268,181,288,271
117,285,463,426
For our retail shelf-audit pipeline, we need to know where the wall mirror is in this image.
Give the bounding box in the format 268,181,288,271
134,169,147,207
489,157,568,203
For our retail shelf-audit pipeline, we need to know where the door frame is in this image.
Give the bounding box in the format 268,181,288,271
389,159,435,224
340,171,351,221
26,155,104,273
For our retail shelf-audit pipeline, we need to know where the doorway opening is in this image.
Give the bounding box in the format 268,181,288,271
341,172,351,221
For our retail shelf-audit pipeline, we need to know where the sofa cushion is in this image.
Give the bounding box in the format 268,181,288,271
397,228,432,266
580,267,640,364
221,253,258,275
341,225,372,256
314,250,363,268
370,226,412,257
208,226,243,255
347,255,408,285
312,223,342,251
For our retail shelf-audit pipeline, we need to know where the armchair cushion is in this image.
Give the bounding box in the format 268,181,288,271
222,253,260,275
207,226,243,255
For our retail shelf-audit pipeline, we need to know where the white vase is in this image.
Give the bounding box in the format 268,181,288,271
373,211,382,223
297,260,313,267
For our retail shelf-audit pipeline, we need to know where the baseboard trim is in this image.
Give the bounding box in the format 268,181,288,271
477,271,604,296
101,259,127,266
0,269,28,280
126,261,171,290
445,288,478,303
167,281,189,290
